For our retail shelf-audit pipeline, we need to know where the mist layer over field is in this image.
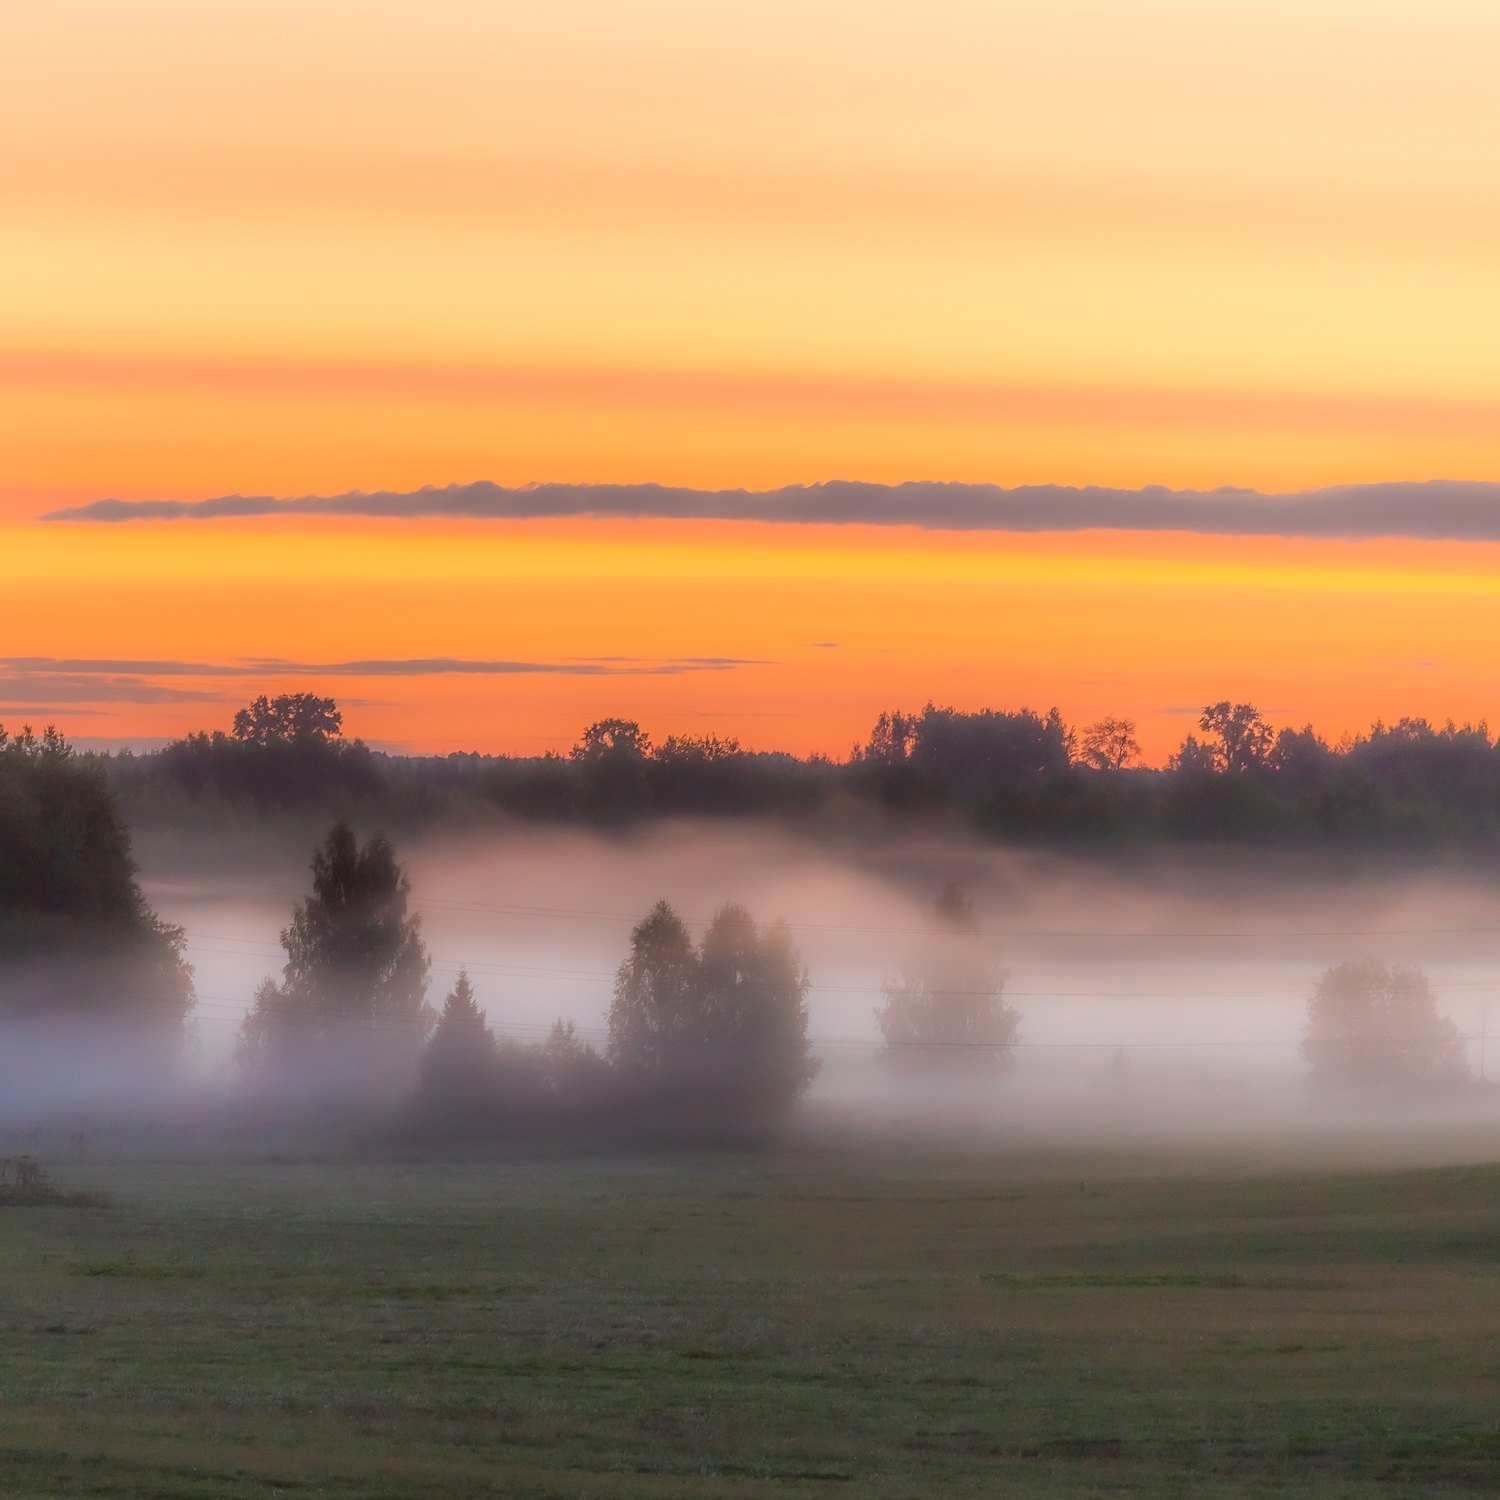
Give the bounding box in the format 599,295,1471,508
120,820,1500,1150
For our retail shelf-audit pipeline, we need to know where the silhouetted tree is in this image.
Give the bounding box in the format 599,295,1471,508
1080,717,1141,771
0,726,137,931
571,718,652,761
1268,725,1337,791
908,705,1073,796
649,733,755,813
570,718,653,817
142,696,380,813
655,732,740,765
232,693,343,745
877,885,1018,1073
1168,733,1218,775
0,724,194,1045
1198,702,1274,772
1301,959,1469,1097
852,710,918,765
239,823,431,1080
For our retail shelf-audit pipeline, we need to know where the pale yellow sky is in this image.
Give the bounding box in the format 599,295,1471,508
4,1,1499,752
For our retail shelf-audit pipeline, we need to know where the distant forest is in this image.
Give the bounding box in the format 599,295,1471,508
92,692,1500,850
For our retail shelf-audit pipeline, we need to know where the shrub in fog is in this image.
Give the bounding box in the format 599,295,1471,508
239,823,431,1085
876,885,1019,1074
418,970,500,1103
409,977,610,1142
608,899,817,1137
1301,959,1470,1098
533,1019,611,1100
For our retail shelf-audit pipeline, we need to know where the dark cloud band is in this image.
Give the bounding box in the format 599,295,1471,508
36,479,1500,540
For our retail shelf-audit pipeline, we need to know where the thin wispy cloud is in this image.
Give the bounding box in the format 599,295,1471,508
0,656,770,681
0,674,221,704
39,479,1500,542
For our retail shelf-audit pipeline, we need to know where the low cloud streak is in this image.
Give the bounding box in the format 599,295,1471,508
0,656,769,682
0,674,221,704
38,479,1500,541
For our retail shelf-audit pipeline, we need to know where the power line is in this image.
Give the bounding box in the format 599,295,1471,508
180,1001,1486,1052
143,881,1500,943
177,939,1500,1002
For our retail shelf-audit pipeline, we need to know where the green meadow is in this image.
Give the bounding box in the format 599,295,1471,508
3,1142,1499,1497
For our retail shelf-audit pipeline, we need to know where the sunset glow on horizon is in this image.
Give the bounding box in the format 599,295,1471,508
6,0,1500,758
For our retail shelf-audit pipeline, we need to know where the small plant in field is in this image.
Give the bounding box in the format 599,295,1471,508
0,1156,110,1208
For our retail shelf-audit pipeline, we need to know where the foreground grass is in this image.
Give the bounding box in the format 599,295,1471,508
3,1145,1500,1497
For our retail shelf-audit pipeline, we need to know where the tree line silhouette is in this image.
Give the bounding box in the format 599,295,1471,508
102,693,1500,850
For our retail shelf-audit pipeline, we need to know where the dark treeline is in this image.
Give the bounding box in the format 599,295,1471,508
103,694,1500,852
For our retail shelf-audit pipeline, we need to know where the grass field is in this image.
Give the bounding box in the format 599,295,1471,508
3,1140,1500,1497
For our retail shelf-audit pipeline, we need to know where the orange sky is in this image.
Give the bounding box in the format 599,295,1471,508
4,1,1500,758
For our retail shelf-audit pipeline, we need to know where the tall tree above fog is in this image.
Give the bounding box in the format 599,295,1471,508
570,718,653,817
571,718,652,761
239,823,431,1076
854,705,1073,790
876,885,1019,1073
138,695,379,813
1079,717,1141,771
1197,702,1275,772
1301,959,1469,1097
232,693,343,745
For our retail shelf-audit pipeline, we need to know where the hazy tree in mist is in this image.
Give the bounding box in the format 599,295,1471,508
232,693,343,745
1080,717,1141,771
698,903,818,1123
608,899,817,1132
418,969,499,1102
1301,959,1469,1097
534,1018,610,1098
877,885,1018,1073
239,823,431,1077
410,966,612,1139
607,901,700,1073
